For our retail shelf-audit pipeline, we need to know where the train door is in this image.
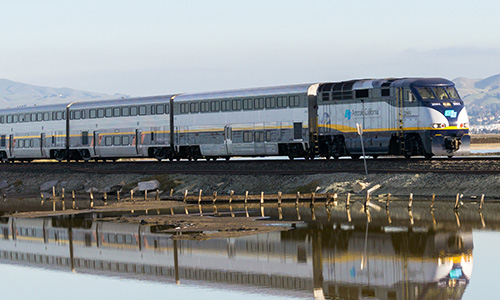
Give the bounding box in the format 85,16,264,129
135,129,141,155
224,126,233,155
40,133,45,157
93,131,100,156
8,134,13,157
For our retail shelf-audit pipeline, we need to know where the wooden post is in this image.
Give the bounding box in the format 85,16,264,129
296,192,300,206
479,194,485,210
40,193,44,205
62,188,65,200
408,193,413,209
213,191,218,204
61,198,65,211
229,190,234,204
386,193,391,209
365,191,370,207
131,189,134,202
278,191,282,206
326,193,331,206
52,201,56,211
198,189,202,204
155,189,159,201
260,192,264,205
333,193,338,206
346,193,351,208
104,191,108,205
454,193,460,210
117,190,120,202
144,190,147,201
170,189,174,197
90,190,94,208
72,190,76,209
52,186,56,198
183,190,188,203
311,192,316,206
431,193,435,209
244,191,249,204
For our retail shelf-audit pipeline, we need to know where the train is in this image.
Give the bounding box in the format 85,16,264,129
0,77,470,162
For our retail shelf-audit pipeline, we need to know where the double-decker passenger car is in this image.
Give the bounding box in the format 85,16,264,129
0,77,469,162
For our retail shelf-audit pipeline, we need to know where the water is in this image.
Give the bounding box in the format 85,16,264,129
0,204,499,300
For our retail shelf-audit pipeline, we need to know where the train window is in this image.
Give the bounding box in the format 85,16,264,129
13,115,18,123
37,112,42,121
434,87,449,100
18,139,24,148
43,112,49,121
121,107,130,116
0,116,3,124
190,102,199,113
130,106,138,116
210,101,220,112
113,107,120,117
265,97,276,109
105,108,112,117
113,136,121,145
156,104,165,114
62,111,66,120
31,113,36,121
407,90,416,102
254,98,264,109
82,131,89,145
105,136,112,146
416,87,435,100
74,110,81,119
289,96,300,107
97,109,105,118
30,139,34,147
446,87,460,99
89,109,97,119
200,101,209,113
221,100,230,111
243,99,253,110
151,132,155,141
243,131,253,142
123,136,130,145
355,89,369,98
150,105,155,115
180,103,189,114
116,234,124,244
6,115,12,123
254,131,264,142
0,136,5,147
19,114,25,122
266,131,272,142
232,99,241,111
381,88,390,97
277,96,288,108
165,104,170,114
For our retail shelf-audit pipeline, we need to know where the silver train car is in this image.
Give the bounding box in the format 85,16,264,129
0,78,469,162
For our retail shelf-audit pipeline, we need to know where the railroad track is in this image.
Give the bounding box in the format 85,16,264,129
1,157,499,175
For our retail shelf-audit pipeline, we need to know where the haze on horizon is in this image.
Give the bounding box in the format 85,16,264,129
1,0,500,97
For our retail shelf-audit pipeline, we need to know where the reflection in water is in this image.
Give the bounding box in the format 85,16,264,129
0,205,475,300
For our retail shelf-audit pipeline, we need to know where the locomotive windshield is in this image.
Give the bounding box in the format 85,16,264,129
416,86,461,101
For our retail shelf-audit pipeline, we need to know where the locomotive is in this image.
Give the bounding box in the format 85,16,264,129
0,77,469,162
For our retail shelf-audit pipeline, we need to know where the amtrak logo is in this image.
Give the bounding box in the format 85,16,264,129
444,110,457,118
345,109,352,120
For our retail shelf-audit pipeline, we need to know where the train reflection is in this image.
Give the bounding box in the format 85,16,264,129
0,209,472,300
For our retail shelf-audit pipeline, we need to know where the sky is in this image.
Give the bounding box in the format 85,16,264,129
1,0,500,96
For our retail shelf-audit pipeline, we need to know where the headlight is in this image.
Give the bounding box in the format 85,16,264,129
460,123,469,128
432,123,446,128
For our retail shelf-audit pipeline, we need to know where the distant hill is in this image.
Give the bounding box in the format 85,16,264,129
454,74,500,106
0,78,128,108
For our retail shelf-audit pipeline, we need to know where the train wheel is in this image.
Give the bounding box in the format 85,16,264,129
404,153,411,159
333,156,339,160
424,153,433,159
351,155,360,160
372,155,379,159
288,156,294,160
448,155,453,159
225,157,230,161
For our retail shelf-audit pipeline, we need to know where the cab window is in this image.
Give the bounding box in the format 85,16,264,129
433,87,449,100
416,87,435,100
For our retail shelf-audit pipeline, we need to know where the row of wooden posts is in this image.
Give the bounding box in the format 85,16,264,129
40,185,487,212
